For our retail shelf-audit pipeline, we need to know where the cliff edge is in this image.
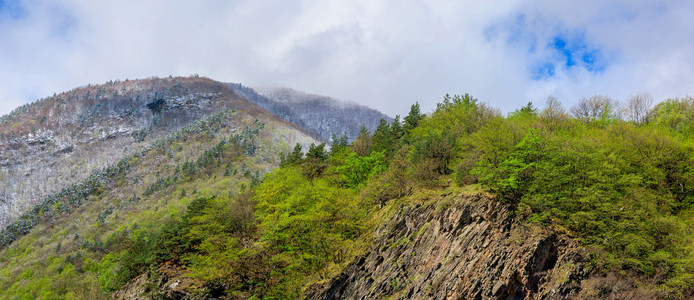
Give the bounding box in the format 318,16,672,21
310,190,589,299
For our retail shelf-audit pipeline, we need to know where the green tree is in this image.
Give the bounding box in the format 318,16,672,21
411,129,456,179
350,126,373,157
303,143,329,179
403,102,424,138
337,151,387,189
390,115,403,142
371,119,391,154
649,96,694,138
508,101,538,119
281,143,304,166
329,133,350,157
362,146,412,205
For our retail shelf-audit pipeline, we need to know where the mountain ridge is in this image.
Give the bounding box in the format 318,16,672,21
1,76,379,229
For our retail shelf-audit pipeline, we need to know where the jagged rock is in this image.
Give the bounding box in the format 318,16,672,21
114,263,206,300
309,192,587,299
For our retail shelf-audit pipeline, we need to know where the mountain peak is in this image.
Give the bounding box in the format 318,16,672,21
0,76,332,229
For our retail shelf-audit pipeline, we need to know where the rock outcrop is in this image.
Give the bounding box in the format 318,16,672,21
310,192,588,299
114,263,209,300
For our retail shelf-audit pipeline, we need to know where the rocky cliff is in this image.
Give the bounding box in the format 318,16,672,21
310,190,589,299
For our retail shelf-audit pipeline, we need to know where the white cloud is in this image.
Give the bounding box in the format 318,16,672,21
0,0,692,117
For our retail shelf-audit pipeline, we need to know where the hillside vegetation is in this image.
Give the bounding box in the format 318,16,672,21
0,107,317,298
0,90,692,299
0,76,295,229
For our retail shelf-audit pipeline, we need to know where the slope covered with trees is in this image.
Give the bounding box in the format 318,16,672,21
0,87,692,298
0,76,321,230
0,107,317,298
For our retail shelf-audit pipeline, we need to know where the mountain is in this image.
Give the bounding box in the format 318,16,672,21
228,83,391,142
0,78,692,299
0,76,324,298
0,77,386,230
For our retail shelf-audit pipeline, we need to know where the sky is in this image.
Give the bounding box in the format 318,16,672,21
0,0,693,117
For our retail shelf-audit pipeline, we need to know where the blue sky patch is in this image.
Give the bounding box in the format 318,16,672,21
526,31,609,80
548,32,606,74
488,14,610,81
0,0,26,19
532,63,556,80
552,37,576,67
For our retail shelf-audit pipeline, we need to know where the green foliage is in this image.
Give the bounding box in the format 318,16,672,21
350,125,373,157
254,167,365,298
337,151,387,189
2,90,693,298
508,101,538,120
361,146,412,205
411,128,456,179
281,143,304,167
329,133,350,157
302,143,329,179
469,115,694,292
649,96,694,138
403,102,424,139
372,117,404,158
407,93,500,184
474,132,545,202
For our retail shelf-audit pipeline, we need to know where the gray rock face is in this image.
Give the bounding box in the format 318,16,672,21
310,192,588,299
0,77,283,229
228,84,391,142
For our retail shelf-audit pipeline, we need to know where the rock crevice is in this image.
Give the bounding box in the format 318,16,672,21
311,193,588,299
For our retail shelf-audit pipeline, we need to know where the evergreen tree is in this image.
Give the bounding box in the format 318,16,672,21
329,133,350,157
282,143,304,166
390,115,403,141
371,119,391,154
306,143,328,161
403,102,424,137
303,143,328,179
350,125,373,157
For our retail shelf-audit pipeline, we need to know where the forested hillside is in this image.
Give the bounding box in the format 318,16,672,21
0,87,692,298
0,107,317,298
0,76,319,230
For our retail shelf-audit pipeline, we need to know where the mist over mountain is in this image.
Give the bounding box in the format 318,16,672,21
228,83,390,142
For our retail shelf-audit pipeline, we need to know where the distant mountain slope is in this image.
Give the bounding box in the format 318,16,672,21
228,83,391,142
0,104,319,298
0,77,318,229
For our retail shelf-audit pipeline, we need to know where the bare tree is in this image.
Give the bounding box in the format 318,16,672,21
541,96,568,125
626,92,654,124
570,95,620,123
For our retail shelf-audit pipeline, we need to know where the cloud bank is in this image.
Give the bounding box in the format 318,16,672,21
1,0,692,117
